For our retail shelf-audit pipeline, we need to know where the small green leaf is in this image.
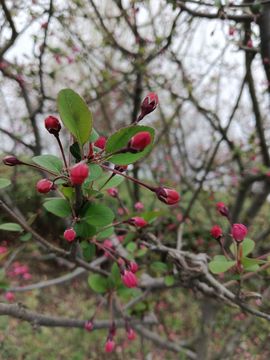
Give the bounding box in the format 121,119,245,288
96,226,114,240
19,233,32,241
94,172,124,191
43,198,71,217
85,164,102,183
0,223,23,232
70,142,82,161
81,241,95,261
57,89,93,146
110,262,122,287
74,221,96,238
83,203,114,226
105,125,155,165
164,275,175,286
150,261,168,273
88,274,108,293
126,242,137,253
230,238,255,257
89,128,99,142
241,257,263,272
32,155,63,174
209,255,236,274
0,178,11,189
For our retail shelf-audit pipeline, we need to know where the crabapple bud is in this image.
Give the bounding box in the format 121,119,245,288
70,162,89,185
44,116,61,135
155,187,180,205
36,179,53,193
128,132,151,152
210,225,222,239
64,228,76,242
3,155,22,166
231,224,248,243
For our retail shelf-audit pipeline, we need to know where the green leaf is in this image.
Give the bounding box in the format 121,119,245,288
96,226,114,240
81,241,96,261
230,238,255,257
43,198,71,217
94,172,124,191
85,164,102,183
0,223,23,232
241,257,263,272
89,128,99,142
19,233,32,242
110,262,122,287
209,255,236,274
126,242,137,253
32,155,63,174
105,125,155,165
140,210,165,223
88,274,108,293
164,275,175,286
70,142,82,161
57,88,93,146
0,178,11,189
74,221,96,238
150,261,168,273
83,203,114,226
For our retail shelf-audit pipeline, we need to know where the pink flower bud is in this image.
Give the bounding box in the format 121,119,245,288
36,179,53,193
129,262,139,273
84,320,94,332
210,225,222,239
3,155,22,166
138,92,159,121
128,132,152,152
155,187,180,205
229,26,236,36
94,136,107,150
129,217,147,228
121,270,138,288
216,202,229,217
70,162,89,185
127,328,136,341
107,187,118,197
134,201,144,211
247,39,253,48
5,292,15,302
103,239,113,257
105,339,115,353
44,116,61,135
231,224,248,242
64,228,76,242
23,273,32,280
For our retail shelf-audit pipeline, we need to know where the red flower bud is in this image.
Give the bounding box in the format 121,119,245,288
127,328,136,341
36,179,53,193
107,187,118,197
129,262,139,273
44,116,61,135
105,339,115,353
216,202,229,217
129,217,147,228
3,155,22,166
231,224,248,243
5,292,15,302
115,164,128,172
155,187,180,205
94,136,107,150
210,225,222,239
84,320,94,332
128,132,152,152
134,201,144,211
138,92,158,121
70,162,89,185
121,270,138,288
64,228,76,242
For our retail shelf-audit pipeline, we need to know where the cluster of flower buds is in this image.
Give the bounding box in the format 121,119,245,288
137,92,159,122
155,187,180,205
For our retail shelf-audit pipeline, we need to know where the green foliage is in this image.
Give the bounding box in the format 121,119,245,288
0,178,11,189
88,274,108,293
82,203,114,226
0,222,23,232
209,255,236,274
43,198,71,217
105,125,155,165
32,155,63,174
57,89,93,146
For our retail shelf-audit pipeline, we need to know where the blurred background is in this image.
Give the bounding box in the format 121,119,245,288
1,0,270,359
